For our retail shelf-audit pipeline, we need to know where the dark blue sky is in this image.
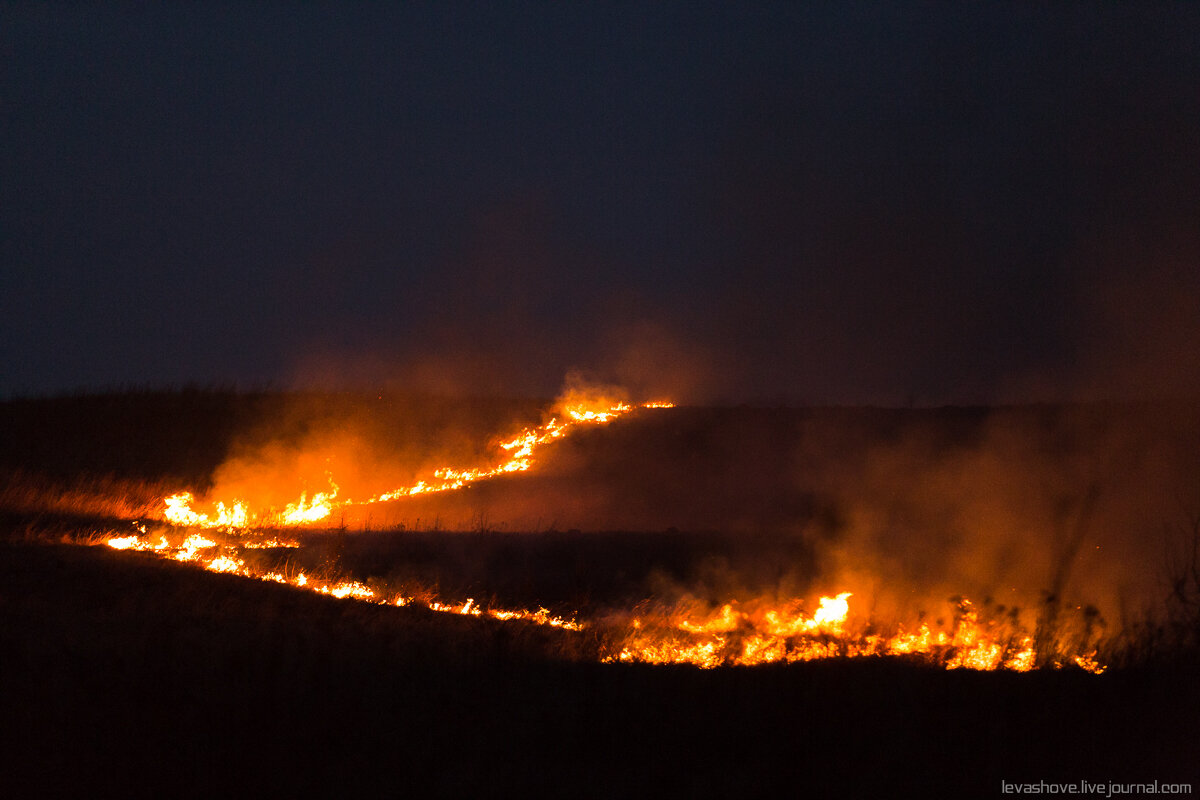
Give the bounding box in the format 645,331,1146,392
4,3,1199,403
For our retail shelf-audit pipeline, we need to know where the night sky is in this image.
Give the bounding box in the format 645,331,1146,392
4,3,1199,404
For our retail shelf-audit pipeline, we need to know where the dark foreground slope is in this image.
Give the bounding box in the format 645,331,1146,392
2,542,1196,798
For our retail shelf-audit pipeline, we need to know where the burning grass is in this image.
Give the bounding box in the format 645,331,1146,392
102,525,585,634
0,468,174,521
2,536,1196,798
87,520,1113,674
155,394,673,529
5,390,1200,669
5,389,1198,674
2,389,1198,795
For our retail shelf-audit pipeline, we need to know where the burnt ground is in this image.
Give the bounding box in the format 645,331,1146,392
1,539,1197,798
1,391,1199,796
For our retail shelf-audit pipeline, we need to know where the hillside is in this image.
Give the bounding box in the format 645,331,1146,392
1,540,1196,797
1,391,1198,794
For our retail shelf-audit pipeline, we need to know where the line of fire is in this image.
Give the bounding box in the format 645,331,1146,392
97,389,1110,674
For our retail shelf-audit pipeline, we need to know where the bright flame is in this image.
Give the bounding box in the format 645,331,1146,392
163,492,249,528
97,388,1109,675
159,400,673,529
106,535,142,550
606,594,1095,672
174,533,216,561
99,529,1104,673
280,485,338,526
614,594,858,669
100,530,585,634
811,592,851,632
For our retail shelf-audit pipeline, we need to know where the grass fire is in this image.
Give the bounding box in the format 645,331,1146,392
2,387,1197,795
157,389,669,529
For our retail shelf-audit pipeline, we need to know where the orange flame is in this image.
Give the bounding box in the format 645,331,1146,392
280,484,339,526
102,529,582,632
99,529,1104,673
605,594,1100,672
163,492,249,528
101,388,1109,674
159,399,673,529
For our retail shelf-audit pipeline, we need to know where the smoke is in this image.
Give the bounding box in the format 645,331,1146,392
553,370,628,415
1071,220,1200,402
171,360,1199,648
806,404,1200,632
995,215,1200,405
197,390,543,523
188,373,649,530
452,399,1198,642
596,317,727,405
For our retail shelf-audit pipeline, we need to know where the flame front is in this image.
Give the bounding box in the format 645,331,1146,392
280,486,338,526
608,595,1100,673
114,391,1108,674
163,492,249,528
161,399,670,528
103,529,582,632
359,399,652,505
100,528,1105,673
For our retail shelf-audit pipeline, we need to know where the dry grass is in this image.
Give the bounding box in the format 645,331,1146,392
0,468,174,520
2,538,1196,797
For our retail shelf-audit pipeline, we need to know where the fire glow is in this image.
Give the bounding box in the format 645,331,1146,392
105,530,582,631
107,390,1106,674
609,595,1064,671
102,530,1105,673
161,397,668,528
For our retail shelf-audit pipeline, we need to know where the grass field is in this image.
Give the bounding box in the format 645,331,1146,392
1,390,1198,795
3,540,1197,797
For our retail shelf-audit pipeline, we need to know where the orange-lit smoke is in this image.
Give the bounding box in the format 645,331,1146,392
99,526,1108,672
158,379,672,529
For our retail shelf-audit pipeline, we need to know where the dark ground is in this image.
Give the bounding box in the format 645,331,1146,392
1,391,1198,796
1,541,1197,798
